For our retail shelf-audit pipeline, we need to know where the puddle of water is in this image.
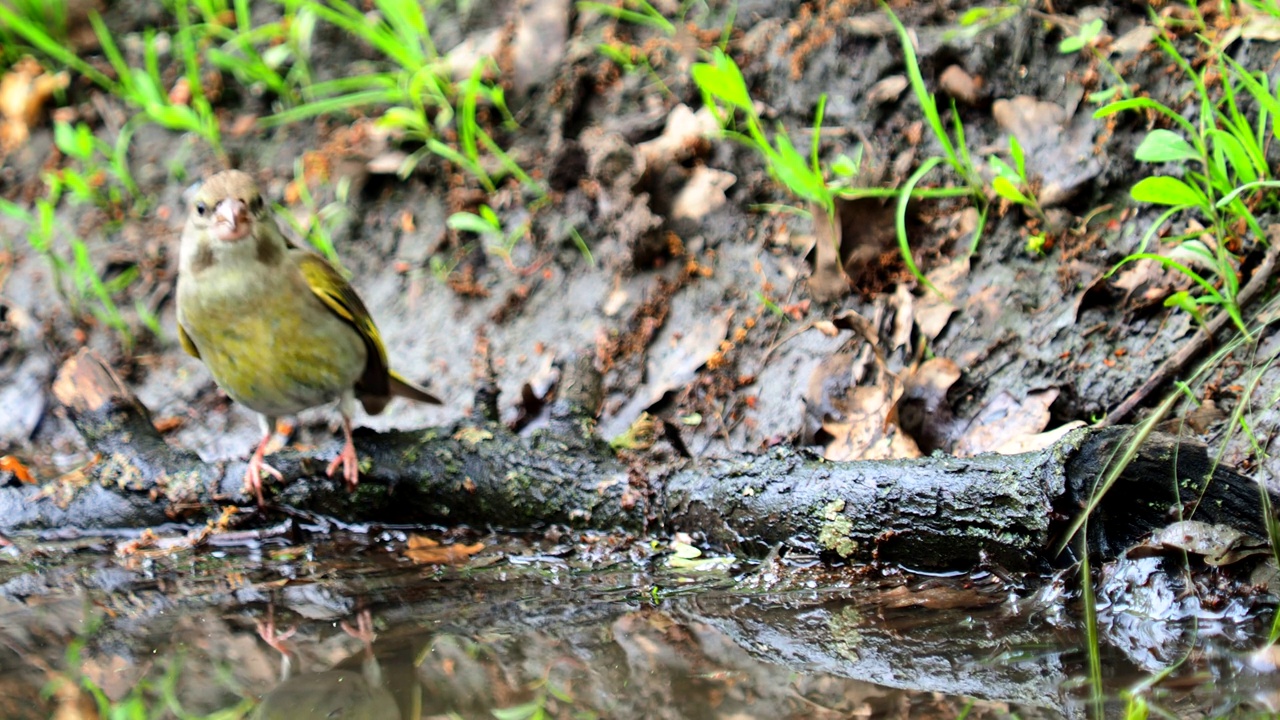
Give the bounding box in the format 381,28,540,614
0,527,1273,719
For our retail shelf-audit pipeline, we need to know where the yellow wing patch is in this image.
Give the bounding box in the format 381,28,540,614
177,322,201,359
294,252,390,394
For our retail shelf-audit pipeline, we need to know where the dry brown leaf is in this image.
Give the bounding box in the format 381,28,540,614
866,75,908,105
939,65,979,105
809,350,920,461
914,255,968,340
0,57,69,151
953,389,1059,456
991,95,1101,206
602,308,733,440
510,0,571,94
404,535,485,565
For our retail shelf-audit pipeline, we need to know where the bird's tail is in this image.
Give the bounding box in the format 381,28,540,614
389,370,443,405
360,370,442,415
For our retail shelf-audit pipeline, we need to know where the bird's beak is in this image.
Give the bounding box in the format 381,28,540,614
213,198,251,242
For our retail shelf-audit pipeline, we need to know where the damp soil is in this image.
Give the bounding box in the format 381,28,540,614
4,0,1280,717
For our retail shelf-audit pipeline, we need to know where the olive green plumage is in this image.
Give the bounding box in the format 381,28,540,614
176,169,440,503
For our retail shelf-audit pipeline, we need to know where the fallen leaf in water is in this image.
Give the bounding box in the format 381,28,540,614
404,535,485,565
1131,520,1270,567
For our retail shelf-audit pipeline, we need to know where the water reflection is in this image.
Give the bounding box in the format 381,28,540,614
0,528,1270,718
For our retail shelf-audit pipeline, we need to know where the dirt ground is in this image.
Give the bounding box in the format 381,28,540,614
2,1,1280,511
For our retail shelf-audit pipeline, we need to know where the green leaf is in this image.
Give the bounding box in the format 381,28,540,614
992,176,1031,205
988,155,1017,180
1134,129,1198,163
769,131,830,209
831,153,859,177
1009,135,1026,179
1058,34,1087,53
691,48,752,112
446,212,498,237
1079,18,1104,42
1207,129,1258,185
1129,176,1204,208
958,7,994,26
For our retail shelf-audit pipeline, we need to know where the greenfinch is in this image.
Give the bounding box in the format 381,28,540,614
176,169,440,504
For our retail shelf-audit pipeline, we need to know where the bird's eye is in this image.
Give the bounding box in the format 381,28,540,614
249,196,264,214
196,201,208,217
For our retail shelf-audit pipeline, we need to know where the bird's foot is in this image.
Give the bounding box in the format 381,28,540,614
340,609,376,660
256,611,296,655
245,441,284,507
326,424,360,491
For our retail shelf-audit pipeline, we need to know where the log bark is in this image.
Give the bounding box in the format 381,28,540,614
3,349,1274,569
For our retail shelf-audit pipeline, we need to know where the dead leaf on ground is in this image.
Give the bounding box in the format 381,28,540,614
866,74,908,105
939,65,979,105
992,420,1085,455
807,205,850,302
888,284,914,353
894,357,961,454
1130,520,1270,567
914,255,969,340
443,28,503,80
953,388,1060,456
0,57,69,152
0,455,35,483
1111,22,1157,54
404,535,486,565
1096,239,1199,313
991,95,1102,207
807,348,920,461
671,166,736,220
601,309,733,441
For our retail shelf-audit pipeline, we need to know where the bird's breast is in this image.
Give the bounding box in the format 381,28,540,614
178,268,367,417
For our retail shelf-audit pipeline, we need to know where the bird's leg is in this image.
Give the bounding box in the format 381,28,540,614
245,415,284,506
326,415,360,491
340,609,382,686
256,601,297,682
340,609,376,655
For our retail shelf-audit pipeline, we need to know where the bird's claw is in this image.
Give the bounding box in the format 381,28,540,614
326,438,360,491
245,441,284,506
256,614,296,654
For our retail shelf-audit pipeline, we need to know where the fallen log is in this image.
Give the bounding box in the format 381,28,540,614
2,348,1272,569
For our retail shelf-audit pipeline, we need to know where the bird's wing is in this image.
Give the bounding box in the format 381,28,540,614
293,251,390,398
177,322,201,359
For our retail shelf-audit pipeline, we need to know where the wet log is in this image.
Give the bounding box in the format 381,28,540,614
3,348,1274,569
